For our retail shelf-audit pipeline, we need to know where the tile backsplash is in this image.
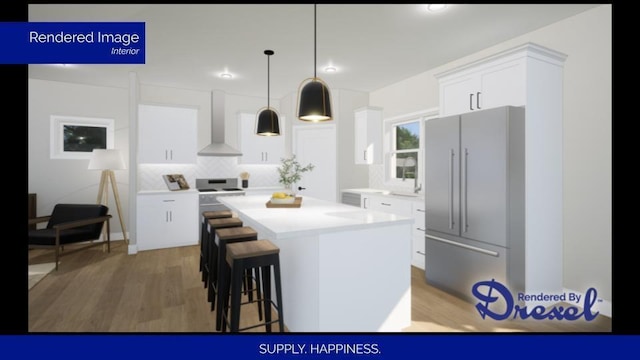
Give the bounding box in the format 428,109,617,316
138,156,281,191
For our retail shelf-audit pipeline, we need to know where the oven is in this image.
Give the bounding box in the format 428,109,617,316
196,178,246,238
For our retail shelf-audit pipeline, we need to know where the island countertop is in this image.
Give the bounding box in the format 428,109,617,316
218,194,414,240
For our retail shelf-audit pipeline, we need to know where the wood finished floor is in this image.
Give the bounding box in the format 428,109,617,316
28,241,611,332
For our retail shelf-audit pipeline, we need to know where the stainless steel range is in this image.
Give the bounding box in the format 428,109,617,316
196,178,246,237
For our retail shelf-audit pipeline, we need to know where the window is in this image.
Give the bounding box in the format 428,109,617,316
390,120,420,181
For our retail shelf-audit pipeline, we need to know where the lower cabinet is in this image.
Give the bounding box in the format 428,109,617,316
137,191,198,251
411,202,426,270
362,194,425,269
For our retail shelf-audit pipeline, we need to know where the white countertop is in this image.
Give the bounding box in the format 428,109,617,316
341,188,425,201
219,195,413,239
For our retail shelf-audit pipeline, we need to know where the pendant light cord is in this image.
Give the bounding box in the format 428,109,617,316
267,53,270,108
314,3,317,79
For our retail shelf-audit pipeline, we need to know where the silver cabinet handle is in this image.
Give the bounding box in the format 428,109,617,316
416,227,425,232
165,149,168,160
463,148,468,233
448,149,454,229
363,198,369,209
416,208,425,213
170,150,173,160
426,234,498,257
169,211,172,222
381,203,391,206
476,92,481,109
364,150,367,161
162,199,175,202
265,152,268,162
165,211,169,222
469,93,474,111
417,251,426,256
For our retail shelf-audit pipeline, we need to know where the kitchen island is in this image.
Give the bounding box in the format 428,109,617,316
218,195,413,332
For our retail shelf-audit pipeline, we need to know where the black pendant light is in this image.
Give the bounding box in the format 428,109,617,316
296,4,333,122
256,49,281,136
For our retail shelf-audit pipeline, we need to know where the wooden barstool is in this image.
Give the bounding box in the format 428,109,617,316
203,217,242,290
221,239,284,333
211,226,261,331
200,210,233,284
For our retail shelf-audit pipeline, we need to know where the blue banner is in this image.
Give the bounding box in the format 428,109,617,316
1,334,637,359
0,22,145,64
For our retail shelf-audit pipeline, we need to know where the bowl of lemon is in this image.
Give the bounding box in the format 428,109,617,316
271,191,296,204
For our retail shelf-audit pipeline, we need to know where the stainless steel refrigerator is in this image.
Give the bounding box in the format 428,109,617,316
424,105,525,303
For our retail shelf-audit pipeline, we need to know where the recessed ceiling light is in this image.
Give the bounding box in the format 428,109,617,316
324,66,337,73
427,4,448,12
220,72,233,79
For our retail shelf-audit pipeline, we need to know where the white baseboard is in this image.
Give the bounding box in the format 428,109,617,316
128,244,138,254
563,287,612,318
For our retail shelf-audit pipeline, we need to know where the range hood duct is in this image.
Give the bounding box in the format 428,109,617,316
197,90,243,157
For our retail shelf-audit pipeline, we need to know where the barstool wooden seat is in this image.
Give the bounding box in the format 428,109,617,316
221,239,284,333
202,217,242,289
211,226,260,331
199,210,233,280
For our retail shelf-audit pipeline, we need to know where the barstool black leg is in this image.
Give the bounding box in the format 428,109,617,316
262,265,272,332
207,234,218,309
229,259,244,333
254,267,263,321
273,258,284,332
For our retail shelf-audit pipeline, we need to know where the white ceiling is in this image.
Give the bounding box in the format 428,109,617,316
28,4,599,99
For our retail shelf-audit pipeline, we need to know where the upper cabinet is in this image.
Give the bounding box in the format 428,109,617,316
354,106,383,164
435,43,564,117
138,104,198,164
237,112,285,164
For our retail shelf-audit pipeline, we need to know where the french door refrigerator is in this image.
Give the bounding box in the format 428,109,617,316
424,105,525,303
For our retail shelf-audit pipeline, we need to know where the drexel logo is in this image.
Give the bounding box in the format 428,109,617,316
472,279,600,321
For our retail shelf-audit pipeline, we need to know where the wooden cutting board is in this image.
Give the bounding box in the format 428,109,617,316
266,197,303,208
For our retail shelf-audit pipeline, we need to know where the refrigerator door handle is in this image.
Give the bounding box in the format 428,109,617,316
463,148,469,233
448,149,455,229
426,234,499,257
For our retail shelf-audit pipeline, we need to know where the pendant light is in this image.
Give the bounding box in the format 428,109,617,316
256,49,281,136
296,3,333,122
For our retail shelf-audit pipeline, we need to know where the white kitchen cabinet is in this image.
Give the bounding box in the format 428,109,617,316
436,46,531,117
136,191,198,251
411,201,426,270
238,112,285,164
354,106,383,164
138,104,198,164
367,195,412,217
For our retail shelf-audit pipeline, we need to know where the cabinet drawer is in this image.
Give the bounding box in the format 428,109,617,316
425,234,507,303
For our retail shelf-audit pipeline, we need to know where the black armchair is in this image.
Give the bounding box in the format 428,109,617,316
28,204,112,270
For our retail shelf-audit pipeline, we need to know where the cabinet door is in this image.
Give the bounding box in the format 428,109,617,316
460,107,508,247
137,192,198,251
138,104,197,164
354,108,382,164
439,76,480,117
424,115,460,236
479,60,526,110
238,113,285,164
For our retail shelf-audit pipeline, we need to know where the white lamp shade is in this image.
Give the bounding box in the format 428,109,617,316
88,149,126,170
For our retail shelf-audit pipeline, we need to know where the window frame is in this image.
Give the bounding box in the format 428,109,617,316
383,108,439,190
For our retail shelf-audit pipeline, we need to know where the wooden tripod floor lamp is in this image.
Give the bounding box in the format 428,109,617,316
88,149,128,244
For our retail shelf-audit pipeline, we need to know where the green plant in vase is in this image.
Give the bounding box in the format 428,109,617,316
277,155,315,196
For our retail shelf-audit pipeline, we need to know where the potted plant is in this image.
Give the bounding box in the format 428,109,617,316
276,155,314,196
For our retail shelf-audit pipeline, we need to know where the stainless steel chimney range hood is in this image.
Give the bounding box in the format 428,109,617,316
197,90,243,157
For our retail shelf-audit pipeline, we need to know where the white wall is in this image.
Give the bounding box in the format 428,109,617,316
28,78,130,238
370,5,612,301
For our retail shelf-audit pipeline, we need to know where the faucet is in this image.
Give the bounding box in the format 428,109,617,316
402,156,422,194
